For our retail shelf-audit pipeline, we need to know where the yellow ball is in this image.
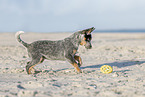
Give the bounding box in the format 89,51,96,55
100,65,113,74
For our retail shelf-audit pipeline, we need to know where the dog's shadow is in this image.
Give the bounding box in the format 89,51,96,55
34,60,145,74
81,60,145,69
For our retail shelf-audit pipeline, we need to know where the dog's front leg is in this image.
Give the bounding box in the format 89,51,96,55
65,54,82,73
74,55,82,67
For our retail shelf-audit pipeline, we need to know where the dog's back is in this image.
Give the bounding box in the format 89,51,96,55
27,40,66,60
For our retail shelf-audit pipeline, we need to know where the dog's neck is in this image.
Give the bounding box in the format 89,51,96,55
64,32,82,49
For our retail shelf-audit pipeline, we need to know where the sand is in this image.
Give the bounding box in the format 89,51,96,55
0,32,145,97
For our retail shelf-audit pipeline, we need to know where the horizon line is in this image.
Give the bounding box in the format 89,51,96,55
0,29,145,33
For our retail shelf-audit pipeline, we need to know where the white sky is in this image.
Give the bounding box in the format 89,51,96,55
0,0,145,32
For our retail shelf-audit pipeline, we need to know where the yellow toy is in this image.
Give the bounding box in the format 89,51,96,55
100,65,113,74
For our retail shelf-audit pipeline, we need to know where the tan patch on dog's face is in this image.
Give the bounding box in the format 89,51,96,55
80,37,87,45
73,49,77,54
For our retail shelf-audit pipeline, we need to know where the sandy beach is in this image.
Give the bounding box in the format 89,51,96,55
0,32,145,97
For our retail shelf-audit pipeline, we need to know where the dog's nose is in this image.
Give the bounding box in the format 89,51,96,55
88,45,92,49
86,45,92,49
90,45,92,49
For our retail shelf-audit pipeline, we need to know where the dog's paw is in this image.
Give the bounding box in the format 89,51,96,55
78,63,81,67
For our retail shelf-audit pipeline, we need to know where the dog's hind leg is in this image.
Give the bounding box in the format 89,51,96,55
26,56,45,74
74,55,82,67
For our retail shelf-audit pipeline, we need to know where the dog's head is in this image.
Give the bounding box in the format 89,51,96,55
78,27,95,49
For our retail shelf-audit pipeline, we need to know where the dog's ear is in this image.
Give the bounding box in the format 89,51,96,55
78,27,95,34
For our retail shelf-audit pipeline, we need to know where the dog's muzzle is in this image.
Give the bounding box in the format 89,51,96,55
85,42,92,49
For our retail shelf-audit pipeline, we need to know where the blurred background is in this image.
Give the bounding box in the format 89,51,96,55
0,0,145,33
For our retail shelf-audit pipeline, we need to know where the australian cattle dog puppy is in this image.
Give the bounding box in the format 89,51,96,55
15,27,95,74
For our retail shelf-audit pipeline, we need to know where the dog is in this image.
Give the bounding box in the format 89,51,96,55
15,27,95,74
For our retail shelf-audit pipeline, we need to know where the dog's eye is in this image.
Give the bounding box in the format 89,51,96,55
84,34,92,41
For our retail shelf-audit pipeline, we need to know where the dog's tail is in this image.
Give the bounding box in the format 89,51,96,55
15,31,29,47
